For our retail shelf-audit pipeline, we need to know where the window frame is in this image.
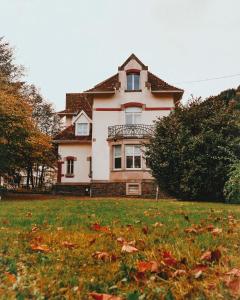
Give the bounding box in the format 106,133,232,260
127,73,140,91
66,159,74,175
125,107,142,125
125,145,142,170
76,122,89,136
113,145,122,170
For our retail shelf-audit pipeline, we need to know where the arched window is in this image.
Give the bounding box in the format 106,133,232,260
125,107,142,124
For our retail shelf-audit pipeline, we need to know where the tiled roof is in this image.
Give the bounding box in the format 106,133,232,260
84,73,119,93
58,93,93,118
147,72,183,92
54,124,92,142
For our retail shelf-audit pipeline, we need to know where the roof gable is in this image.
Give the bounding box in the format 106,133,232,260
118,53,148,71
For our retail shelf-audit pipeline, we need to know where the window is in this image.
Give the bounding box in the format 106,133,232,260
126,183,141,195
125,145,142,169
127,73,140,90
76,123,89,136
66,159,74,175
125,107,142,124
113,145,122,169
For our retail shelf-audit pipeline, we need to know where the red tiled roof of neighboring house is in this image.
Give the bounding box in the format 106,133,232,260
147,72,183,92
58,93,93,118
54,124,92,142
84,73,120,93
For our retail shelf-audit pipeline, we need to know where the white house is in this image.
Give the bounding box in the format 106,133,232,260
54,54,183,196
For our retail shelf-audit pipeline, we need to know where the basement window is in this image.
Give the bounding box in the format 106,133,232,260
126,183,141,195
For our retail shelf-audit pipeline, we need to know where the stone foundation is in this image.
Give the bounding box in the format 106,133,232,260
53,184,91,196
53,180,168,198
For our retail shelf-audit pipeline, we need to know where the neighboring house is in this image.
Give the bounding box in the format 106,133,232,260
54,54,183,196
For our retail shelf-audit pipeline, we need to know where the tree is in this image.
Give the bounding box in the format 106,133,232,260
146,89,240,201
0,37,59,188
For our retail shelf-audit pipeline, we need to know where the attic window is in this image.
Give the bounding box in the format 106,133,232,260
76,123,89,136
127,73,140,91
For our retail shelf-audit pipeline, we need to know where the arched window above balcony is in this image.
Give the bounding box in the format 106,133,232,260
125,107,142,124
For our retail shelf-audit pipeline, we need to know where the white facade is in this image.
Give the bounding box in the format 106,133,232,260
55,54,183,195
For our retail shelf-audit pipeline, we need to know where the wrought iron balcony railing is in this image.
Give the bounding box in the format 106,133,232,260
108,124,155,139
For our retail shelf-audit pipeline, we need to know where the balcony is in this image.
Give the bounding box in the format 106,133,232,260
108,124,155,140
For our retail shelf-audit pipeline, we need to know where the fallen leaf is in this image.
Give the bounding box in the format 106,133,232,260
227,278,240,296
200,249,221,262
226,268,240,277
89,292,122,300
142,225,148,235
172,269,187,277
30,243,50,253
121,244,138,253
90,223,110,233
137,261,159,273
4,272,16,284
92,251,116,261
162,251,177,266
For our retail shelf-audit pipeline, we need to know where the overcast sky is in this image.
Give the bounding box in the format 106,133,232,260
0,0,239,110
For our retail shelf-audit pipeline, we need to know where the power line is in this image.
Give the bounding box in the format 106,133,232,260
174,73,240,84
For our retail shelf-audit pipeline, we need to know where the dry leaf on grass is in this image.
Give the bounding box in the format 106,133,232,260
30,243,50,253
121,244,138,253
62,241,78,250
137,261,159,273
89,292,122,300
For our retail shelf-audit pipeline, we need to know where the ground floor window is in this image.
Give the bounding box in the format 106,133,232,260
66,159,74,175
125,145,142,169
113,145,122,169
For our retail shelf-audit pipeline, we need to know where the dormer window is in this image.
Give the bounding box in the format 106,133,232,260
127,73,140,91
76,123,89,136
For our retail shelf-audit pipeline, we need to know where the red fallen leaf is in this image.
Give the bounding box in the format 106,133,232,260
200,249,221,262
4,272,16,283
162,251,177,266
226,278,240,296
226,268,240,277
89,292,122,300
172,269,187,277
137,261,159,273
142,225,148,234
30,243,50,253
121,244,138,253
90,223,110,233
62,241,78,250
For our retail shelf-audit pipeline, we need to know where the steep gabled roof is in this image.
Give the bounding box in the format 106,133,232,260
147,72,183,92
58,93,93,118
84,73,119,93
54,124,92,142
118,53,148,71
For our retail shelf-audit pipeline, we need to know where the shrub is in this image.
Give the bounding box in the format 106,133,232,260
146,89,240,201
224,161,240,203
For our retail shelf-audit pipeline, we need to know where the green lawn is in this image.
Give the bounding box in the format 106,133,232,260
0,197,240,299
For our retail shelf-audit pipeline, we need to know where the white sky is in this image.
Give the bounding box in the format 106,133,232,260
0,0,239,110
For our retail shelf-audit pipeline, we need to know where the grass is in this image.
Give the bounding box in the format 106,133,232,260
0,197,240,299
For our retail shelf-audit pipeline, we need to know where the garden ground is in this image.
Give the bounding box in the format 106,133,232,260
1,197,240,299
